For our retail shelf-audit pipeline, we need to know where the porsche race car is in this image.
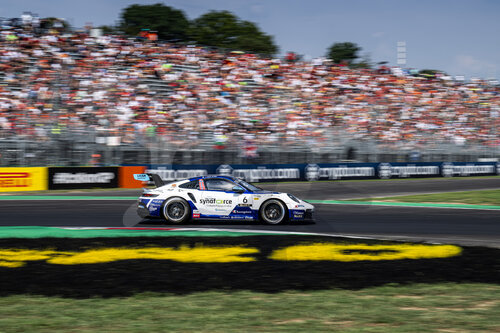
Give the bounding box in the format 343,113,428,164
134,174,314,224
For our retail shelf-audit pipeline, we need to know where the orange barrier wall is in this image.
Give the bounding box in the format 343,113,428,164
119,166,146,188
0,167,48,192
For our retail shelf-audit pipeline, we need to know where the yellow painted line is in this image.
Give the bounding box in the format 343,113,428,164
0,246,259,267
0,242,463,268
269,243,462,261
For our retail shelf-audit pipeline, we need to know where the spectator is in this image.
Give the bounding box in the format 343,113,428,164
0,17,498,152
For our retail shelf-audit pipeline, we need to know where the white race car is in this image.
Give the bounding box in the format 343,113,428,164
134,174,314,224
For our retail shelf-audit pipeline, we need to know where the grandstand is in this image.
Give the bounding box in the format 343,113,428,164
0,20,499,166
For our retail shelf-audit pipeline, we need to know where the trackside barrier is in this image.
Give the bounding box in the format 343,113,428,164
0,167,48,192
134,162,500,183
46,166,147,190
1,163,497,192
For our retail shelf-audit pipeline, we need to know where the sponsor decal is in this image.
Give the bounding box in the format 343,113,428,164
269,243,462,262
238,204,252,207
232,210,252,214
133,174,150,181
148,199,163,207
229,215,254,219
200,198,232,205
192,213,200,218
147,199,163,216
292,209,305,218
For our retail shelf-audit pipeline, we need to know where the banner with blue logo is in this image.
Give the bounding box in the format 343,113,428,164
122,162,499,182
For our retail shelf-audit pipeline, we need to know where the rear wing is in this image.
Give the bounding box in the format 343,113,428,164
133,173,165,188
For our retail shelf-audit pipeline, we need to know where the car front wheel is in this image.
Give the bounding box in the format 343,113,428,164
162,197,191,224
260,199,286,225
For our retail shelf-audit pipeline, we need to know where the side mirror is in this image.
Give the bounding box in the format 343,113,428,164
232,186,245,193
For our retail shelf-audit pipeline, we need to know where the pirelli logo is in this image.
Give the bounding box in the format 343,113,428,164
0,168,47,192
0,173,31,188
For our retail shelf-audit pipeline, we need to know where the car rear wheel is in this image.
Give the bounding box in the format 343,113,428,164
260,199,286,225
162,197,191,224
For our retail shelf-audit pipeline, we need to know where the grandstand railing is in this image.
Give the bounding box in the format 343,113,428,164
1,127,498,167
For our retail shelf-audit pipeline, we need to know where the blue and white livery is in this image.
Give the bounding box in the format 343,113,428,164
134,174,314,225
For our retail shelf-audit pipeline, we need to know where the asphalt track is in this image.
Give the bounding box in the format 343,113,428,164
1,177,499,247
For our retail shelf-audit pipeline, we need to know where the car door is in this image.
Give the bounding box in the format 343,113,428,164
199,178,241,217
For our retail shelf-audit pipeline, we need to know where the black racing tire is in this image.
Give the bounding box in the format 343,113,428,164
162,197,191,224
259,199,287,225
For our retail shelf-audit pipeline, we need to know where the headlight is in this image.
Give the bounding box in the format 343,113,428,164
287,193,300,203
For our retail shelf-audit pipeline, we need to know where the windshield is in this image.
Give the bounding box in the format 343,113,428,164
236,179,263,192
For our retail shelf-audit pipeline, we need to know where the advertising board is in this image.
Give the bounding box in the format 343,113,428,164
134,161,499,183
48,167,119,190
0,167,48,192
119,166,146,188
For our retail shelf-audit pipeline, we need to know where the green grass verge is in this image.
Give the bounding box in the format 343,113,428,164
0,283,498,332
352,189,500,206
0,226,283,238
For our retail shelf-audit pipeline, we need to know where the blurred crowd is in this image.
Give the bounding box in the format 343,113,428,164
1,19,499,156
